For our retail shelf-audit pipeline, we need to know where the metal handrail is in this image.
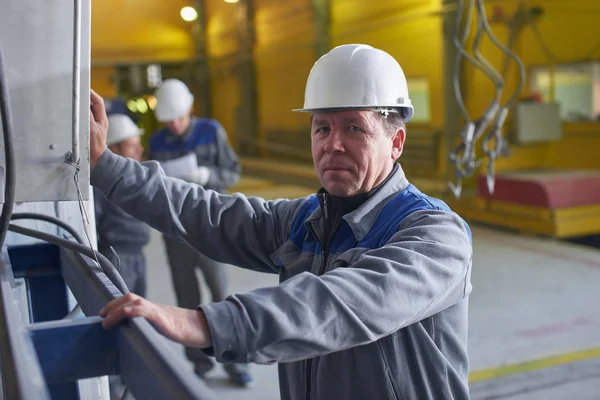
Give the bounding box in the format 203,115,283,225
61,249,220,400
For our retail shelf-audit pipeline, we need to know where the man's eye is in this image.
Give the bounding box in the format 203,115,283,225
315,127,329,134
349,126,361,132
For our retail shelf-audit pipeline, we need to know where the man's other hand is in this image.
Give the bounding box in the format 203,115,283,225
90,89,109,171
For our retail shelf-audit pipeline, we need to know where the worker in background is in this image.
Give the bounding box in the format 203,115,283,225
91,44,473,400
93,113,151,400
94,114,150,296
146,79,252,387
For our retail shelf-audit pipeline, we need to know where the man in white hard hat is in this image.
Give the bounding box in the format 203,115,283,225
90,44,473,399
146,79,252,386
95,114,149,296
93,113,151,399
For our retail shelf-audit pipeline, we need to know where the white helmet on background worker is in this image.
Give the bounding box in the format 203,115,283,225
293,44,414,122
106,114,144,146
153,79,195,122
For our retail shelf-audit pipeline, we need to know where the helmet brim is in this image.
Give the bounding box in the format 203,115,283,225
292,106,414,122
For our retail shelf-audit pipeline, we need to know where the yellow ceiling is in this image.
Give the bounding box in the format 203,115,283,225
91,1,196,63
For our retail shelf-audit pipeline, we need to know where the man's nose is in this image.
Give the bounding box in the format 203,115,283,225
325,129,344,153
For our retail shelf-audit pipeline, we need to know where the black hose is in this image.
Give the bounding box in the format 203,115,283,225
8,224,130,295
11,213,87,318
11,213,85,244
475,0,525,109
472,9,504,88
0,49,17,250
452,0,470,123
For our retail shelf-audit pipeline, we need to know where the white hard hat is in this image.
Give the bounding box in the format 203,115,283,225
293,44,414,122
106,114,144,146
153,79,194,122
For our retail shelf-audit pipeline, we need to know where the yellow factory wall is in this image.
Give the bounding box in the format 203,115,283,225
208,59,240,148
253,0,316,159
493,125,600,171
465,0,600,173
254,0,315,133
204,0,316,154
546,125,600,169
331,0,445,128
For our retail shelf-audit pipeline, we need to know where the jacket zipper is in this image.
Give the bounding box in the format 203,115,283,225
306,194,332,400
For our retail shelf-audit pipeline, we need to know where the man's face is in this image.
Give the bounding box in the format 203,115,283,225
311,110,405,197
110,136,143,161
165,114,191,135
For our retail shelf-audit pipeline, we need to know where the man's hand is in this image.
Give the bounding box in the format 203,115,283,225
99,293,213,348
90,89,109,171
185,166,211,186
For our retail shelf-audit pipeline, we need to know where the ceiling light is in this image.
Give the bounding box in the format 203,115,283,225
180,6,198,22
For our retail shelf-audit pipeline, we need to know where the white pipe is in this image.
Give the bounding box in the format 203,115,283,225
71,0,81,164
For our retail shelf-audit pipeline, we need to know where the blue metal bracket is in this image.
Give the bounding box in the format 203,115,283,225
7,243,79,398
27,316,119,384
9,243,70,323
0,248,52,399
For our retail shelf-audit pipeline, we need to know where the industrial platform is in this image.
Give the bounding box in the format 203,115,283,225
451,169,600,239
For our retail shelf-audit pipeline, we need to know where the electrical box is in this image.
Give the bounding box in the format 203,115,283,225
513,102,562,144
0,0,91,202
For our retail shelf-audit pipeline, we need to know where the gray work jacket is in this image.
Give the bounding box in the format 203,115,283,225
92,150,473,400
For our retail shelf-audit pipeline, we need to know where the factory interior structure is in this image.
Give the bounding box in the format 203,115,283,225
1,0,600,399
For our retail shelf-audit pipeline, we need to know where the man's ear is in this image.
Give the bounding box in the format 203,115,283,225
391,128,406,160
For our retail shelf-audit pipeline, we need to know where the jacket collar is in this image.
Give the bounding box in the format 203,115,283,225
305,163,410,241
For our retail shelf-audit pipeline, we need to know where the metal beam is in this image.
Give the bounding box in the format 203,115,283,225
192,0,212,118
60,249,219,400
235,0,259,156
312,0,331,58
442,0,464,182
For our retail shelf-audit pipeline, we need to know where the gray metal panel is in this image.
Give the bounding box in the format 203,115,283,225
513,102,562,144
0,0,91,202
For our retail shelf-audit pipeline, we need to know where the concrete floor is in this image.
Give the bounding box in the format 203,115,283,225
142,181,600,400
470,356,600,400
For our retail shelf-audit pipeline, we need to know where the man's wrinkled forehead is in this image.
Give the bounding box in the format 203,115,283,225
310,110,372,126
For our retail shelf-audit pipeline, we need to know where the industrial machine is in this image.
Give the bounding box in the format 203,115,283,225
447,0,600,238
0,0,218,398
